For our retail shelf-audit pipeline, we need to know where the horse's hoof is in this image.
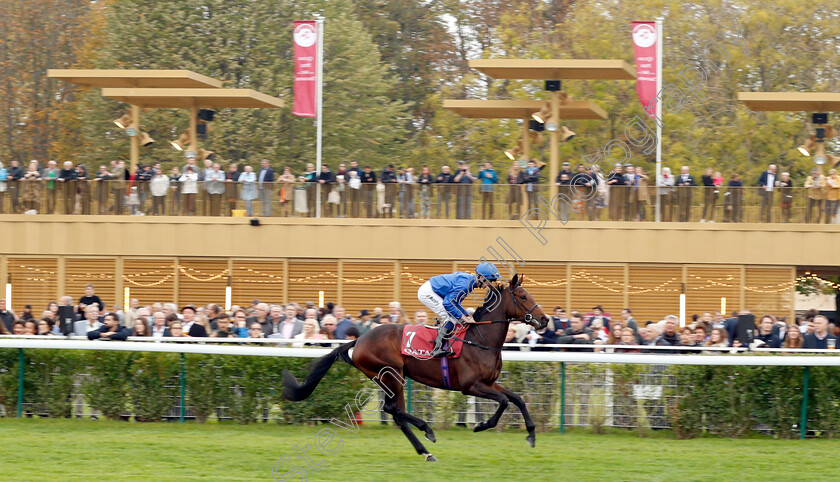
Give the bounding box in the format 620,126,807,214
424,453,438,462
425,430,436,443
473,423,487,433
527,433,535,448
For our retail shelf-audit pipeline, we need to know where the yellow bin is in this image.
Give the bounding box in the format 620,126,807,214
232,209,247,217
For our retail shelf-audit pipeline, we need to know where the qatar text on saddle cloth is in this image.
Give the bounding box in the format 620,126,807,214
401,323,467,359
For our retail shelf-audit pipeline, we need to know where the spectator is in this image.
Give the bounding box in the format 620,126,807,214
205,304,222,331
206,163,226,216
292,319,327,347
357,310,375,335
701,167,715,223
758,164,778,223
332,306,354,339
589,305,611,330
607,165,627,221
435,165,454,218
453,161,476,220
149,167,169,216
555,313,594,351
225,163,240,215
654,316,681,353
360,165,376,218
413,310,429,325
693,325,708,346
179,165,199,216
590,319,609,343
632,166,649,221
318,164,337,217
277,166,296,217
724,172,743,223
783,326,803,349
75,305,102,336
42,160,58,214
755,315,782,348
22,160,42,212
417,165,433,219
20,305,35,321
23,320,37,334
130,318,150,337
11,320,26,334
211,314,235,338
0,317,8,335
258,159,275,217
804,168,825,223
78,284,104,317
320,315,338,339
87,313,129,341
169,321,187,338
345,326,360,340
111,161,127,215
620,308,640,343
7,160,23,213
151,312,170,338
552,307,570,333
248,321,264,339
268,304,303,340
239,165,257,217
508,163,526,220
615,329,641,353
657,166,675,222
36,318,56,336
0,161,7,214
168,167,181,215
675,166,695,222
0,298,15,333
181,306,207,337
802,315,837,349
703,328,730,353
779,172,793,223
247,303,270,333
523,161,541,217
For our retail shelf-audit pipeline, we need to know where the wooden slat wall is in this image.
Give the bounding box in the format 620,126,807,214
8,258,58,314
628,266,683,323
512,263,567,312
123,258,176,306
686,266,741,317
399,262,451,315
65,258,116,308
178,259,229,307
745,267,795,319
232,260,285,307
341,261,395,316
287,259,338,307
570,265,625,315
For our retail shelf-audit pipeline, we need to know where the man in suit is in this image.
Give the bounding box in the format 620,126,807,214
150,312,171,338
268,304,304,341
75,305,103,336
247,302,270,335
58,161,78,214
803,315,837,349
258,159,275,216
675,166,696,222
1,298,16,333
757,164,778,223
181,305,207,337
331,306,355,339
112,161,126,215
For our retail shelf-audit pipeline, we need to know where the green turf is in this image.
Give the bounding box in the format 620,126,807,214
0,418,836,481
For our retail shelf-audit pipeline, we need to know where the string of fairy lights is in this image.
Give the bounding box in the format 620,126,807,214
6,263,809,296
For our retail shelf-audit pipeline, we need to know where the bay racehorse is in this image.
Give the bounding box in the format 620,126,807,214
282,274,548,461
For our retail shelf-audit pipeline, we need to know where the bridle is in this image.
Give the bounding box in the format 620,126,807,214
470,282,543,328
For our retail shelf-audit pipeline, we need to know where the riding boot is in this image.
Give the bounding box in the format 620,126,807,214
431,327,454,358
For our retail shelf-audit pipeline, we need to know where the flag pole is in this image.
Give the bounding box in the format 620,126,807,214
315,17,324,219
654,17,663,223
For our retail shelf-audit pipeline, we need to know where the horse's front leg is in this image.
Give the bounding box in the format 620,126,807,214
464,381,509,432
494,382,536,447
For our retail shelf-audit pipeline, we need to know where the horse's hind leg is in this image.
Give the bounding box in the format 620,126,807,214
381,379,437,461
494,382,536,448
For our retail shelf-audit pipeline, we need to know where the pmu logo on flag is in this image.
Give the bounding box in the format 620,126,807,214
293,21,318,118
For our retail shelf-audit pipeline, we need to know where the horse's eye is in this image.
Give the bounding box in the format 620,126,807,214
521,295,526,300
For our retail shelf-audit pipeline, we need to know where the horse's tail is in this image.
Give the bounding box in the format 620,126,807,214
282,340,356,401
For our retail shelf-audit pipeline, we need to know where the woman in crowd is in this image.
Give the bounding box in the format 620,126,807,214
22,160,42,212
36,318,56,336
779,172,793,223
825,168,840,224
169,167,181,215
725,172,743,222
634,166,650,221
239,165,257,217
0,161,7,213
703,328,729,354
149,167,170,216
130,318,150,337
615,328,641,353
47,301,59,317
756,315,782,348
93,165,111,214
292,319,327,348
179,165,198,216
783,326,803,349
169,321,188,338
506,164,525,220
277,166,296,217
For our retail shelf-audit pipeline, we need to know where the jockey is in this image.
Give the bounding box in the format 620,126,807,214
417,262,502,358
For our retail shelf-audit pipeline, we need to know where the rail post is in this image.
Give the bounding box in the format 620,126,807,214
559,361,566,433
17,348,24,418
799,366,810,440
180,353,186,423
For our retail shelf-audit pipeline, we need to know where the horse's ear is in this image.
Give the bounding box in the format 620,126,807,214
519,274,526,286
511,273,519,287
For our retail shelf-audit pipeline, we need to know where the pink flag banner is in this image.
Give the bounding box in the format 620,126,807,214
631,21,658,118
292,20,318,118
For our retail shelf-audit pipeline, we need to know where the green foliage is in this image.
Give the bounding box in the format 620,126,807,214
84,351,134,420
128,353,180,422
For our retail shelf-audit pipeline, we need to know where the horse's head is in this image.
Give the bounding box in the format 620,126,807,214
503,274,548,330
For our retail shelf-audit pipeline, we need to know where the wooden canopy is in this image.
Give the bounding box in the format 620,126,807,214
738,92,840,112
100,88,284,109
468,59,636,80
443,99,607,120
47,69,223,89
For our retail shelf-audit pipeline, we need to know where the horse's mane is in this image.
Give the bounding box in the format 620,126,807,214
472,284,503,322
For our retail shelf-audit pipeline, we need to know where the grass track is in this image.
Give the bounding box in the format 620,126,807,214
0,418,836,481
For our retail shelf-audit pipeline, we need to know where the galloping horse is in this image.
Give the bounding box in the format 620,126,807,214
282,274,549,461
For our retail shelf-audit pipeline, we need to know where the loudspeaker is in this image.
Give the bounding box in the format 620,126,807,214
198,109,216,122
529,120,545,132
250,218,261,226
736,314,756,346
545,80,561,91
58,305,75,336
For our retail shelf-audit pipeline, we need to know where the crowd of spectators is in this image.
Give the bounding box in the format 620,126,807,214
2,158,839,223
1,285,837,352
504,306,839,353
